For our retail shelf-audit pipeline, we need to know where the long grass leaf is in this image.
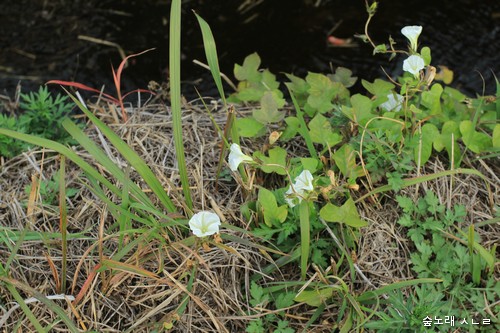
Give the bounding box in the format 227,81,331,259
2,283,45,332
62,119,157,211
355,168,493,206
356,278,442,303
59,155,68,293
194,12,226,106
0,276,80,332
62,91,178,213
0,129,121,197
169,0,193,211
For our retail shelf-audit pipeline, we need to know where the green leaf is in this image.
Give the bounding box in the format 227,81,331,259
294,288,333,307
258,187,288,227
234,52,261,82
373,43,387,54
300,157,319,173
261,70,281,92
320,198,367,228
421,83,443,115
236,86,264,101
254,147,287,175
396,195,414,214
308,113,342,147
460,120,492,153
306,73,336,114
492,124,500,148
415,123,439,165
246,319,264,333
194,12,227,105
420,46,432,65
236,117,266,138
329,67,357,88
275,292,296,309
285,73,309,95
342,94,373,126
361,79,394,97
280,117,300,141
433,120,462,166
249,281,269,307
332,144,364,179
253,91,285,124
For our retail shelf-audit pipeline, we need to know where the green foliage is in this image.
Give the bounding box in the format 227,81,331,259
19,86,77,144
0,86,81,158
246,281,296,333
0,114,29,157
226,12,498,331
393,191,499,330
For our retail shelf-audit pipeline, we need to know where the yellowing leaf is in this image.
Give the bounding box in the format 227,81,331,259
294,288,333,307
435,65,454,84
234,52,261,82
253,91,285,124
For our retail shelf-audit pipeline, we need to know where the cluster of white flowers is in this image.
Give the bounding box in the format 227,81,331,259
285,170,314,207
401,25,425,78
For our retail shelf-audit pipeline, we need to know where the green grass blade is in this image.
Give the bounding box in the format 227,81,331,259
287,87,317,157
0,276,80,332
62,119,157,211
0,227,89,243
356,278,442,303
63,91,178,213
0,128,121,197
58,155,67,293
118,166,131,250
355,168,492,206
194,12,227,106
169,0,193,211
2,283,45,332
299,200,310,280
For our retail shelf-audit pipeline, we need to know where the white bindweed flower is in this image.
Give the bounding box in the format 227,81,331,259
403,55,425,78
228,143,253,171
401,25,422,52
285,170,315,207
189,211,221,237
380,93,404,112
293,170,314,192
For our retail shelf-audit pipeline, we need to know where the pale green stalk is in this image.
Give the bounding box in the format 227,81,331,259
170,0,193,211
299,200,310,280
58,155,67,293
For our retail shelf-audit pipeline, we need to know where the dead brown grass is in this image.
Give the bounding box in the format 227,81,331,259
0,98,498,332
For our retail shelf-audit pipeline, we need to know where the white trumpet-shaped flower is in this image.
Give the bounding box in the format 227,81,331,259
228,143,253,171
189,211,221,237
403,55,425,78
285,170,314,207
294,170,314,192
401,25,422,52
380,93,404,112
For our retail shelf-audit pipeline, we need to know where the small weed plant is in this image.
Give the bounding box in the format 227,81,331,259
0,86,79,158
24,170,79,206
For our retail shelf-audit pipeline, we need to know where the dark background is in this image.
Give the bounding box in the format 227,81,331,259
1,0,499,100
